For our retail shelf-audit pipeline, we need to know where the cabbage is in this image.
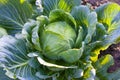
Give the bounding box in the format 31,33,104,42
0,0,120,80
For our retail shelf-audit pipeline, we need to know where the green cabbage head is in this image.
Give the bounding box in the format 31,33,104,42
23,9,83,63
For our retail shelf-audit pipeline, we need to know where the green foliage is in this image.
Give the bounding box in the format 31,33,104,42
95,3,120,32
0,0,32,34
0,36,40,80
40,0,81,15
0,0,120,80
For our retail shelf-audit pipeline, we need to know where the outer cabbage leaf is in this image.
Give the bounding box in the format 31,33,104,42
113,12,120,22
69,69,84,79
37,56,77,69
22,16,49,51
74,27,83,48
93,55,114,80
0,0,32,34
92,23,107,41
27,52,78,79
36,71,59,80
0,36,40,80
0,27,8,80
38,0,81,15
58,49,82,63
95,3,120,31
22,20,36,43
71,5,97,44
71,5,90,27
102,25,120,46
84,12,97,44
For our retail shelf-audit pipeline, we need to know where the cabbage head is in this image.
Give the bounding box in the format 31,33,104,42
23,9,83,63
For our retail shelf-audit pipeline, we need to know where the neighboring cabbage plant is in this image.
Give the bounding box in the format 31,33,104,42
0,0,120,80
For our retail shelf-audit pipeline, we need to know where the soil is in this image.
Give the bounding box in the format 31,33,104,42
109,0,120,4
99,43,120,73
82,0,120,9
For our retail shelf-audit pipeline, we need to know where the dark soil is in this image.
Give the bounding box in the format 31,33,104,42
82,0,120,9
109,0,120,4
99,43,120,73
87,0,120,5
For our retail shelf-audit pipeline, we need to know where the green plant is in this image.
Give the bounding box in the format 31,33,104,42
0,0,120,80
